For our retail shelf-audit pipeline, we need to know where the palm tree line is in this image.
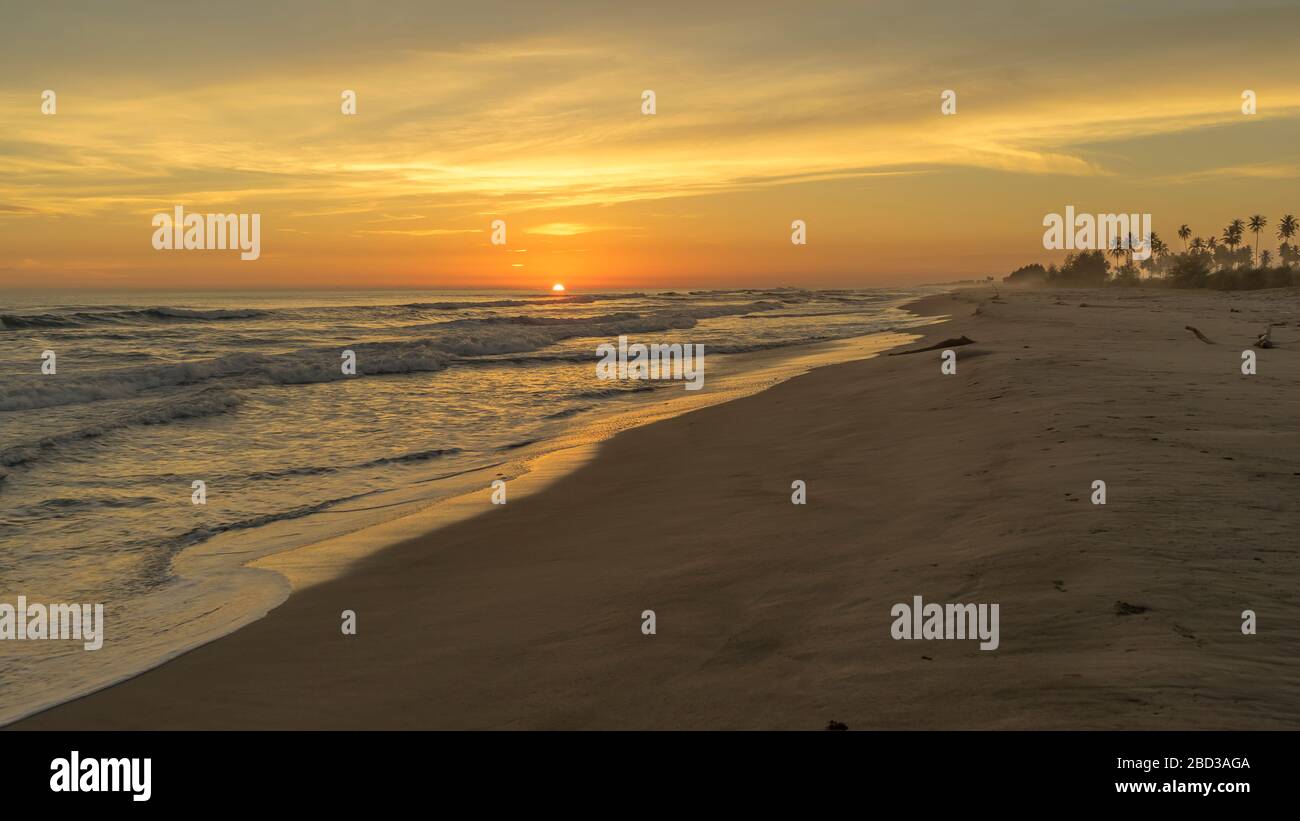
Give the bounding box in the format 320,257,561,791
1005,212,1300,288
1138,213,1299,277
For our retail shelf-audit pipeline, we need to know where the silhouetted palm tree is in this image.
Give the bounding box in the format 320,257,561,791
1178,224,1192,251
1249,215,1267,264
1191,237,1205,253
1278,214,1298,246
1260,249,1272,267
1124,232,1139,267
1277,214,1298,267
1221,222,1243,269
1108,237,1127,271
1223,220,1242,249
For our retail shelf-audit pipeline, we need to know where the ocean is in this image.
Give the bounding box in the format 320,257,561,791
0,286,932,723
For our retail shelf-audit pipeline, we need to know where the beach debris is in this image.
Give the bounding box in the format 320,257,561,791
889,336,975,356
825,720,848,731
1114,601,1150,616
1184,325,1216,345
1254,326,1274,349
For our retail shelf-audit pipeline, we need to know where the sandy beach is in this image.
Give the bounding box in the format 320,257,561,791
12,287,1300,730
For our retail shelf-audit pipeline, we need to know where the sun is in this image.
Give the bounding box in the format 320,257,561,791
551,282,565,292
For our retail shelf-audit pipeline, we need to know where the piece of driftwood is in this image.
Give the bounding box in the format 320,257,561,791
888,335,976,356
1254,326,1274,349
1184,325,1215,344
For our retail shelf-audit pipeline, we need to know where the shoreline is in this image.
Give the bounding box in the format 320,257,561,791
13,286,1300,729
3,305,934,728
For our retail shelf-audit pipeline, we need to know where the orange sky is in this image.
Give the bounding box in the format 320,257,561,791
2,0,1299,290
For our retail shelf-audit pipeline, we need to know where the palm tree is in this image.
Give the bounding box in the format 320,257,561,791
1278,214,1298,240
1150,231,1166,256
1150,233,1168,273
1221,222,1243,268
1260,249,1272,267
1248,215,1267,265
1108,236,1127,271
1278,214,1298,254
1178,224,1192,251
1222,221,1241,249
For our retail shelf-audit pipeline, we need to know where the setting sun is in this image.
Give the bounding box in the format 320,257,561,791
551,283,566,292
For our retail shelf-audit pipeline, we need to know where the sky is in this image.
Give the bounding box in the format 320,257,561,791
1,0,1298,290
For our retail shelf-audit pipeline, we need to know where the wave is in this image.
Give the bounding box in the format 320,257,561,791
239,447,463,482
0,298,638,331
0,388,242,468
143,307,267,320
0,293,667,330
571,384,657,400
174,496,364,549
1,302,783,412
360,448,463,467
5,495,162,518
168,448,480,549
499,438,540,450
741,310,859,319
0,307,268,330
0,343,461,412
542,405,591,420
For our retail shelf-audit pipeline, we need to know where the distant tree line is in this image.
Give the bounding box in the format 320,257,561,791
1004,214,1300,289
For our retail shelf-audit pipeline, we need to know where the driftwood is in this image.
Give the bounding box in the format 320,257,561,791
1184,325,1216,345
1254,326,1274,349
889,336,976,356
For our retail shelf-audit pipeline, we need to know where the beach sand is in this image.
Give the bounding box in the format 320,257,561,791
12,287,1300,729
